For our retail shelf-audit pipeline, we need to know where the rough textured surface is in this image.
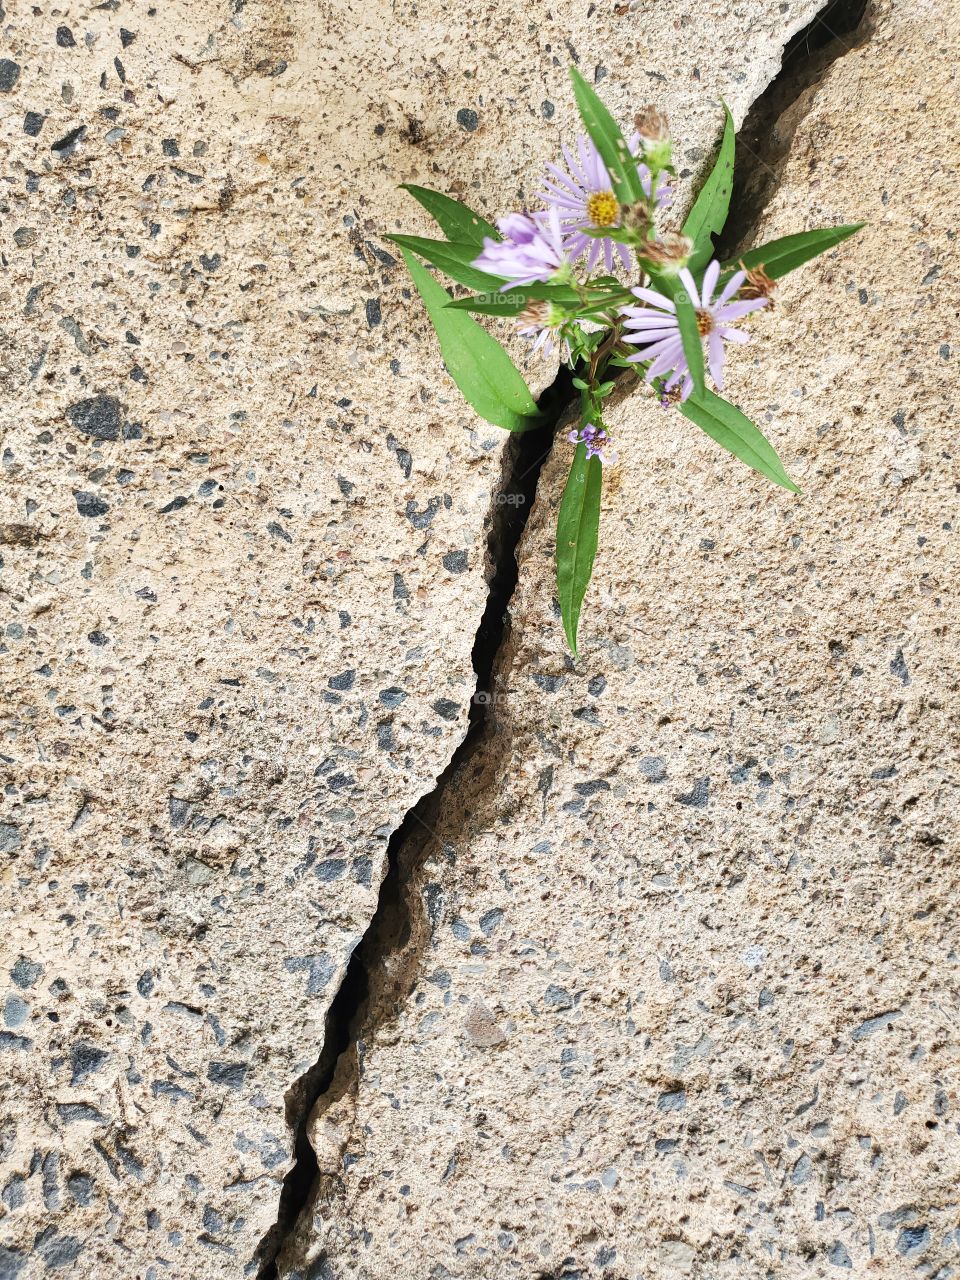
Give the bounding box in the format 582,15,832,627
0,0,833,1275
11,0,954,1278
2,2,507,1276
281,2,960,1277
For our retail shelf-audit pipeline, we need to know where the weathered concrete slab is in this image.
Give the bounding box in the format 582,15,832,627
0,0,832,1273
281,2,960,1276
0,0,552,1273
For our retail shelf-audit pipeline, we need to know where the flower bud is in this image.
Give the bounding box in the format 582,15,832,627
634,105,673,170
620,198,654,238
634,105,670,143
739,261,777,302
638,232,693,274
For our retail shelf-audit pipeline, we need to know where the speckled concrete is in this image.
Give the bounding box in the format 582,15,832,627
0,0,558,1274
278,2,960,1277
0,0,833,1274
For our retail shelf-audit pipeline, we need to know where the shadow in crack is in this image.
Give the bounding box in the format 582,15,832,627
255,4,877,1272
254,376,567,1278
716,0,872,261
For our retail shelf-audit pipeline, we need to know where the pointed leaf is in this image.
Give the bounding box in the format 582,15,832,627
672,285,706,396
400,184,499,245
445,284,582,316
651,269,704,396
400,250,542,432
569,67,642,204
683,101,735,273
679,388,799,492
446,283,633,316
723,224,865,282
387,235,505,291
556,444,603,656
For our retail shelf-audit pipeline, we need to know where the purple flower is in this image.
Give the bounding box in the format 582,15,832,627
620,261,768,400
516,302,573,361
540,134,673,273
567,421,617,466
472,207,568,286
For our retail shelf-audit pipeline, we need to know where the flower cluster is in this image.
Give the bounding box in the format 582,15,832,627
567,421,616,466
393,67,862,653
469,108,772,440
474,129,674,297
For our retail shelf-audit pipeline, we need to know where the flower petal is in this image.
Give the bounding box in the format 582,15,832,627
708,330,725,389
701,260,721,307
716,270,745,306
678,267,700,309
630,286,675,312
715,298,768,321
717,326,751,344
647,342,686,379
563,141,589,188
622,328,680,347
631,334,686,359
622,313,681,330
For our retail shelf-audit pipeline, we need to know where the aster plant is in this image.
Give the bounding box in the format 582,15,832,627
389,69,862,655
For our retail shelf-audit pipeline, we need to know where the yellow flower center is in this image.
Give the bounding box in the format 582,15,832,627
586,189,619,228
696,309,714,336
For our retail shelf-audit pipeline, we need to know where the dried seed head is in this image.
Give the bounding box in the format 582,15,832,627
640,232,693,272
739,261,776,302
634,105,670,143
620,198,654,236
518,300,550,328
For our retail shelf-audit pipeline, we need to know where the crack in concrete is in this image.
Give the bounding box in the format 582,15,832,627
255,6,874,1270
254,391,565,1278
716,0,872,261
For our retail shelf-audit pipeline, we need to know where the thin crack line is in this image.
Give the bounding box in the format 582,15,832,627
252,401,561,1280
253,5,874,1272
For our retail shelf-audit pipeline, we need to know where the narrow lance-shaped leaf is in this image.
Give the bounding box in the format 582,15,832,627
672,286,706,397
556,443,603,656
679,387,800,493
445,288,581,317
683,101,735,273
386,235,505,292
569,67,642,204
446,283,635,317
652,269,705,396
401,249,543,432
721,224,865,282
400,184,499,245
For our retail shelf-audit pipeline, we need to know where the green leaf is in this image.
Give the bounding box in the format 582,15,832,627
723,224,865,281
400,249,543,432
400,184,499,245
446,283,634,317
444,284,584,316
651,270,705,396
679,387,799,492
683,101,735,273
556,444,603,656
386,235,505,291
672,286,706,397
569,67,641,204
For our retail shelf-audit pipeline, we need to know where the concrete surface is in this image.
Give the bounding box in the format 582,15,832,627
278,1,960,1276
5,0,953,1277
